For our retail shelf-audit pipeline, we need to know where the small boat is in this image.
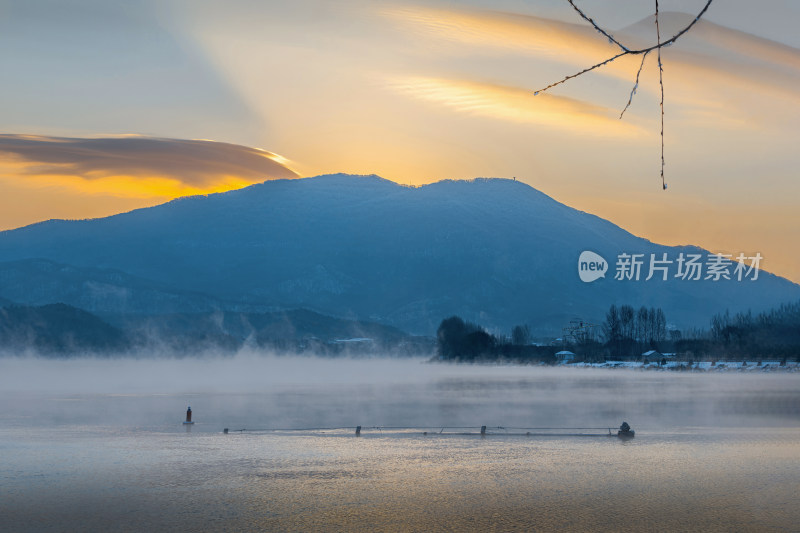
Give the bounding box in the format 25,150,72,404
617,421,634,439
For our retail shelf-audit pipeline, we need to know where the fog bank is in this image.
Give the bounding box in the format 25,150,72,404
2,354,799,433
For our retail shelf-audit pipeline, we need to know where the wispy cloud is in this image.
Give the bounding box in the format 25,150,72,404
384,6,800,114
386,76,642,137
382,6,614,60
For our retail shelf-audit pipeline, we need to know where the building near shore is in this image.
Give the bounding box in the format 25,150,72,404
555,350,575,363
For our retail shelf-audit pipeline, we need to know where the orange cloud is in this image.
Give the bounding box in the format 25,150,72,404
384,6,800,118
383,6,616,61
0,134,301,230
385,76,643,137
0,135,299,199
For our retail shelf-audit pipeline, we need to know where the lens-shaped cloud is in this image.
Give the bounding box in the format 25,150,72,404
384,6,800,115
0,134,299,199
382,5,614,60
385,76,642,137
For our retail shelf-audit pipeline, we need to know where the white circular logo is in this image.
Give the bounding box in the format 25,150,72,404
578,251,607,283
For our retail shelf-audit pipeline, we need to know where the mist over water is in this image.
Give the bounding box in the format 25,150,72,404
2,354,799,531
2,354,798,431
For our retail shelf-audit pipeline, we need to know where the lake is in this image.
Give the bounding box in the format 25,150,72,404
1,355,798,531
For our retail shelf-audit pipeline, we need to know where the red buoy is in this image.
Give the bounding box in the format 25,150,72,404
183,406,194,424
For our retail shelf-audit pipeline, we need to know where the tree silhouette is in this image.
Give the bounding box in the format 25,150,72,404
437,315,496,359
511,324,531,346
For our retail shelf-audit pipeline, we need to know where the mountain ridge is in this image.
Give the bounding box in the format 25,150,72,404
0,174,797,335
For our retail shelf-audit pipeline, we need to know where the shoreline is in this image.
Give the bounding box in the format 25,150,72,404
431,358,800,372
568,360,800,372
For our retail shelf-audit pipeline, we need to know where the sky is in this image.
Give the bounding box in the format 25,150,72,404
1,0,799,282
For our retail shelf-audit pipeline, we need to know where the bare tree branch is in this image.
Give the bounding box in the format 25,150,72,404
620,50,650,119
534,51,628,95
567,0,629,52
656,0,666,189
533,0,714,189
534,0,713,95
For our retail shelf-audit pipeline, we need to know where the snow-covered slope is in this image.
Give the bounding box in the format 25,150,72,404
0,174,797,334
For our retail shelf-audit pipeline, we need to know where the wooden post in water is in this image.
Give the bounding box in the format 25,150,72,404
183,406,194,425
355,425,361,437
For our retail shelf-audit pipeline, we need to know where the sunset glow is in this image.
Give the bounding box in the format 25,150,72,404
1,0,798,281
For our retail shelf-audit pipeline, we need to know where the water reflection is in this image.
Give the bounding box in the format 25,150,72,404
0,358,798,531
2,426,797,531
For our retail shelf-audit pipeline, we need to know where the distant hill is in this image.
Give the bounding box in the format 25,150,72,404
0,258,276,315
0,302,427,357
0,303,129,356
0,174,798,335
114,308,429,355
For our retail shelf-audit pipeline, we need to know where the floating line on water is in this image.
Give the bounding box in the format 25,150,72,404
223,425,622,436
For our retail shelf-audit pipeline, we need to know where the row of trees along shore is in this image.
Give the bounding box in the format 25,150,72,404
436,300,800,364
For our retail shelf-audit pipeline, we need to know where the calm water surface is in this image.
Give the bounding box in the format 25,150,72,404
1,357,798,532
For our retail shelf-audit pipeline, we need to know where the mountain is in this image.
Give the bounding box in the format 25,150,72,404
0,258,278,315
0,303,129,355
112,308,427,355
0,174,798,335
0,302,421,356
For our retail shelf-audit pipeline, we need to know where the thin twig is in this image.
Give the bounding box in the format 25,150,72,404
535,51,628,95
533,0,713,95
620,50,650,119
567,0,629,52
533,0,714,189
656,0,665,189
